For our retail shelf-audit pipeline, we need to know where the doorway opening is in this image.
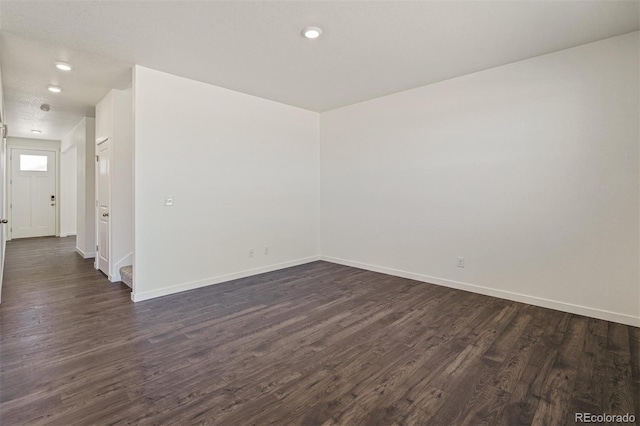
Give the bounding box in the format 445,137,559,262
9,147,58,239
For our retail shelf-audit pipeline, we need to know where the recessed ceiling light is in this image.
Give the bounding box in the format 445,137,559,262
55,62,72,71
47,85,62,93
31,130,42,134
302,26,323,39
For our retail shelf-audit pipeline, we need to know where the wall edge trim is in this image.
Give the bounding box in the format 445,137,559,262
321,255,640,327
131,255,321,302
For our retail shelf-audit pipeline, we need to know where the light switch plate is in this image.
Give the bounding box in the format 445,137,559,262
164,196,174,206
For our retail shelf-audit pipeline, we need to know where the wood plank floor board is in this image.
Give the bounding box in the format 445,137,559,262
276,295,499,425
0,237,638,425
231,293,485,425
630,327,640,423
531,315,588,425
491,308,547,395
300,303,512,425
568,317,609,417
602,322,636,422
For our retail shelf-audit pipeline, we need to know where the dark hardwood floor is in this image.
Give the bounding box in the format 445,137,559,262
0,237,638,425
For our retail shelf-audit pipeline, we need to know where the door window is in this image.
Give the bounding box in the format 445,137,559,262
20,155,48,172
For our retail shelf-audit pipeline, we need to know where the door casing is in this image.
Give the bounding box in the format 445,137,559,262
95,138,110,275
8,146,60,240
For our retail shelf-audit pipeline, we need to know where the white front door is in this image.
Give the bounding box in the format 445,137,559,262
10,148,57,239
96,140,110,275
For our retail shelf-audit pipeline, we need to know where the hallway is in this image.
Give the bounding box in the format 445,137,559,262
0,237,133,423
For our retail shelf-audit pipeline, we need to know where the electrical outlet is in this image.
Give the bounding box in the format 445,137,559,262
264,246,269,255
249,248,254,258
457,257,465,268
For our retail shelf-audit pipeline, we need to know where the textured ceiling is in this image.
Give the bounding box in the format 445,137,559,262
0,33,132,140
1,0,638,140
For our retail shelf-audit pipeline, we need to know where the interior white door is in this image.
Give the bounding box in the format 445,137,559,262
0,127,7,303
96,140,110,275
10,148,57,239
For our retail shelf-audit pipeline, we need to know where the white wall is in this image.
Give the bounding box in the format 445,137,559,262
133,66,320,301
62,118,96,257
0,63,4,124
7,137,59,150
95,87,134,281
60,145,77,236
84,119,96,257
320,32,640,326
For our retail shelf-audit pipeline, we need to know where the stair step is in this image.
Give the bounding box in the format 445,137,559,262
120,265,133,288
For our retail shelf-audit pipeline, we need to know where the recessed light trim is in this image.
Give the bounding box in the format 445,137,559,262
31,130,42,134
55,62,72,71
302,26,323,39
47,85,62,93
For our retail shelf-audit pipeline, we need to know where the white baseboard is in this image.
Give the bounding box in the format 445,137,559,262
131,255,321,302
59,233,77,238
75,248,96,259
321,256,640,328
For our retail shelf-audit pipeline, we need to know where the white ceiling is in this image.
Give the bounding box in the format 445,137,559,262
0,33,132,140
1,1,638,140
